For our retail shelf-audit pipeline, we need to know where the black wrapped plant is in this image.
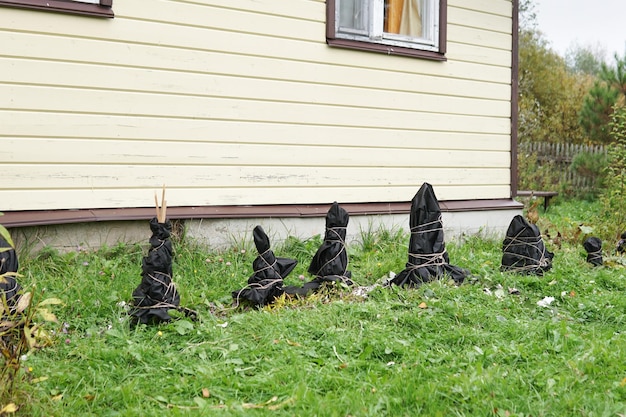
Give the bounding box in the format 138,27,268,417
583,236,603,266
130,217,180,325
501,215,554,275
390,183,468,288
232,225,297,307
1,234,21,311
130,189,195,325
284,202,353,296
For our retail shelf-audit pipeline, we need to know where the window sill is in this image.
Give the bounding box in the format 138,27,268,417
0,0,113,18
327,38,446,61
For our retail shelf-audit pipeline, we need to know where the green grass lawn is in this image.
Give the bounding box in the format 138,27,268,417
5,200,626,416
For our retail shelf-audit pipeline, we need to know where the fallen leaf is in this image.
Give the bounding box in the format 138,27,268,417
263,396,278,405
267,397,295,410
569,290,576,297
0,403,18,413
37,298,64,306
286,339,301,347
38,308,58,322
418,302,427,309
15,292,32,313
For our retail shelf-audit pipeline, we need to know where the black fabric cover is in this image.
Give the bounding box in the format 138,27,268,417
501,214,554,275
285,202,353,296
583,236,603,266
390,183,469,288
0,236,21,308
232,225,297,306
130,218,180,324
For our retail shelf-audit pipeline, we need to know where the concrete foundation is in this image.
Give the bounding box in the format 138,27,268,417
11,208,521,256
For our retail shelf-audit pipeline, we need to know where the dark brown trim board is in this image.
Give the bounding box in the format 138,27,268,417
1,199,523,228
510,0,520,198
0,0,114,18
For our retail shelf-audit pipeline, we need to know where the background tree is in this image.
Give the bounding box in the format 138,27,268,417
580,54,626,144
565,42,606,76
518,22,589,144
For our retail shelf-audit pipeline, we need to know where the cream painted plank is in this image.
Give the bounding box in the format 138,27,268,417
448,6,512,34
1,139,511,167
1,85,511,134
446,42,511,67
448,0,512,18
2,59,510,118
0,185,512,211
0,31,511,100
0,113,511,151
448,24,512,51
120,0,323,41
0,10,511,84
157,0,325,22
0,165,510,189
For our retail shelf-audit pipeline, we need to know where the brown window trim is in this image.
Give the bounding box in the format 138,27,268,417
0,0,113,18
326,0,447,60
1,199,523,228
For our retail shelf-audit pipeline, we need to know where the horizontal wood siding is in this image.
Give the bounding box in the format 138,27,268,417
0,0,513,211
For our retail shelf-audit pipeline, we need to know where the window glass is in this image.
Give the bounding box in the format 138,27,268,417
338,0,368,33
329,0,445,59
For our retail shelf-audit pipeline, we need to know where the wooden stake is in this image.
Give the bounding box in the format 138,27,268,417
154,185,167,223
161,184,167,222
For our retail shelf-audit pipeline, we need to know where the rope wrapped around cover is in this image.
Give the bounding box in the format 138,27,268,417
501,215,554,275
390,183,468,288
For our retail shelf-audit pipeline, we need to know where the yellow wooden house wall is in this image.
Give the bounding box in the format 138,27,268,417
0,0,513,211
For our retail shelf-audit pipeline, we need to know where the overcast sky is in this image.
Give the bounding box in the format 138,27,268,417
534,0,626,61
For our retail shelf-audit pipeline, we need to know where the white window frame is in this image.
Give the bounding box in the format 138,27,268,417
335,0,439,52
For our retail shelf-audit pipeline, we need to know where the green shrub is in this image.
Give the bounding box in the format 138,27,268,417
568,150,608,198
596,105,626,240
517,151,562,191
